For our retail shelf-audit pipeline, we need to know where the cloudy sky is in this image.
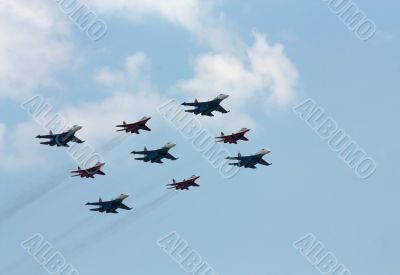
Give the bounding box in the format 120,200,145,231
0,0,399,274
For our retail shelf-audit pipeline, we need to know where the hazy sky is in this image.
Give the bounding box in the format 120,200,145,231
0,0,399,274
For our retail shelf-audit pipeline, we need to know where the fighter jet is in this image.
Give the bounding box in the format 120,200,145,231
71,162,106,179
131,142,178,164
36,125,84,147
116,117,151,134
216,128,250,144
226,149,272,169
181,94,230,116
167,175,200,190
86,194,132,214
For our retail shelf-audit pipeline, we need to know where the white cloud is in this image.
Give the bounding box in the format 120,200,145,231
94,52,152,91
0,53,166,170
86,0,207,31
0,122,50,171
0,2,300,169
68,53,166,142
85,0,244,53
85,1,300,123
0,0,72,99
62,92,165,143
175,32,299,129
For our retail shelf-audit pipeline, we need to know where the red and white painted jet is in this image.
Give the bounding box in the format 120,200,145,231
71,162,106,179
116,117,151,134
167,175,200,190
216,128,250,144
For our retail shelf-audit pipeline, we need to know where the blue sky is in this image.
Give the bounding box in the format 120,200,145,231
0,0,399,274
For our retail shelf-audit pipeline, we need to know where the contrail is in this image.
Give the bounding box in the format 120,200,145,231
64,191,178,255
51,214,98,244
0,133,128,224
0,169,70,223
0,215,97,275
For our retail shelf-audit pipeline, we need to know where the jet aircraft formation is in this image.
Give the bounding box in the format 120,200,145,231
35,94,271,214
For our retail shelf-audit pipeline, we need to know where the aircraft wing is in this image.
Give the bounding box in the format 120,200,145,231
97,171,106,175
119,203,132,210
215,105,229,113
258,159,272,166
142,125,151,131
165,153,178,160
71,136,84,143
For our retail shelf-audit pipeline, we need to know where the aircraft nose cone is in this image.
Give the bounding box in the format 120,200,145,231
166,142,176,148
73,125,83,131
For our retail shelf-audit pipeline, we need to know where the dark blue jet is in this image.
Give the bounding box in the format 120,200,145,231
131,142,178,164
226,149,272,169
86,194,132,214
36,125,84,147
182,94,230,116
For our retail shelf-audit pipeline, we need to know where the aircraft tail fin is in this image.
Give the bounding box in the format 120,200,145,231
194,98,198,103
144,147,147,151
123,121,126,125
49,130,53,135
99,198,102,203
221,132,224,136
238,153,242,158
173,179,176,184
